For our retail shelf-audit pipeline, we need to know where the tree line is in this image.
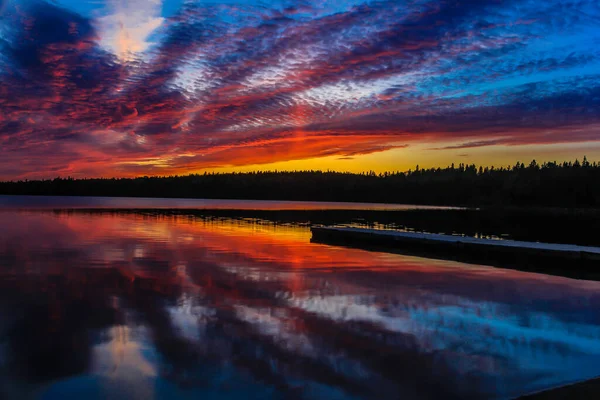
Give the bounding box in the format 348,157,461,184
1,157,599,208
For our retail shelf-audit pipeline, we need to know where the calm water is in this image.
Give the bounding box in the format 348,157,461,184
0,195,460,211
1,208,600,399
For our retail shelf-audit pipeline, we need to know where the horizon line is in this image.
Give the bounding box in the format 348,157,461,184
0,156,596,183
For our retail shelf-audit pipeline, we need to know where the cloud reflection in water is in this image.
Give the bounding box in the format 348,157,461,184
1,211,600,399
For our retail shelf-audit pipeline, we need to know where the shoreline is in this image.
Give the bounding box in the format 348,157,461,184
518,376,600,399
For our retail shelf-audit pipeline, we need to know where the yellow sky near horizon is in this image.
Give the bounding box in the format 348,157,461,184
196,141,600,175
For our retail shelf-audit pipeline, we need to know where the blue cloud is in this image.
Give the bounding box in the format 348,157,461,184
0,0,599,178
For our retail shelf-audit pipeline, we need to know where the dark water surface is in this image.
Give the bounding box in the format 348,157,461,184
1,207,600,399
0,195,459,211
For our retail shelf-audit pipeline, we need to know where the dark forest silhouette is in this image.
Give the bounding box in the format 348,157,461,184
1,158,599,207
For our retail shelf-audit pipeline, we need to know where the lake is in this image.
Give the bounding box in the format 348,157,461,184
0,195,461,211
1,197,600,399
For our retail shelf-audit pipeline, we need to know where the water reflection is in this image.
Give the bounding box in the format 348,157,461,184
0,195,458,211
1,211,600,399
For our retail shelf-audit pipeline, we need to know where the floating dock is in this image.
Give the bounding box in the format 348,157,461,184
311,226,600,277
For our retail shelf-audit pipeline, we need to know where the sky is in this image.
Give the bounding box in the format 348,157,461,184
0,0,599,179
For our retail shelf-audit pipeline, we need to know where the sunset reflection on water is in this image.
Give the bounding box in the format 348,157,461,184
1,210,600,399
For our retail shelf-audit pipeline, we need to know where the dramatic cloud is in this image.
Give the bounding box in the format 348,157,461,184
0,0,600,178
97,0,165,60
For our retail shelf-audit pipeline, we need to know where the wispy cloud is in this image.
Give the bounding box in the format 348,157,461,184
0,0,599,178
97,0,165,60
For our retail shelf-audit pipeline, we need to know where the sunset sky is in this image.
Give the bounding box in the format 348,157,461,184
1,0,599,179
